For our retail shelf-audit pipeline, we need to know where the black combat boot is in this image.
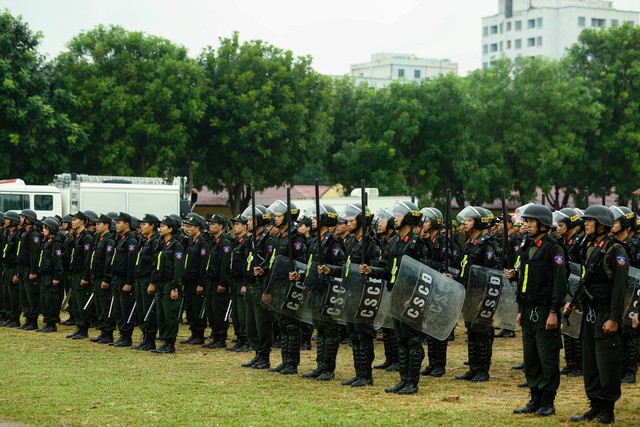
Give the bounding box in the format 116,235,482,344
190,331,205,346
455,338,477,380
91,331,106,342
560,336,574,375
42,322,57,333
385,345,409,393
302,336,324,378
71,326,89,340
241,353,260,368
281,332,300,375
567,338,582,377
269,334,288,372
352,337,374,387
374,330,393,370
98,331,114,344
139,333,157,351
153,339,176,354
316,334,340,381
513,389,541,414
570,399,602,422
235,337,251,352
593,400,615,424
534,391,556,416
430,339,447,377
66,327,82,339
398,339,424,395
385,336,400,372
180,334,195,344
621,336,638,383
251,353,270,370
113,333,132,347
342,337,360,385
132,333,147,350
471,336,491,382
420,336,436,376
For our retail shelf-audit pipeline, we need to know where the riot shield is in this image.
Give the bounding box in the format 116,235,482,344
334,260,388,325
562,270,583,338
378,255,465,341
296,258,346,325
462,265,518,329
264,255,308,318
623,266,640,327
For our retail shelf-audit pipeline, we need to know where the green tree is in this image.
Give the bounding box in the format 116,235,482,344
0,10,85,183
197,33,332,214
54,25,204,178
568,24,640,204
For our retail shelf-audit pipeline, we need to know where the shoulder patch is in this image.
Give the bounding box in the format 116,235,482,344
128,244,137,252
223,245,231,253
486,251,494,260
84,243,91,251
332,247,340,257
200,248,207,256
33,235,40,244
55,248,62,257
554,254,565,266
267,244,273,252
106,245,113,252
294,241,303,251
175,251,183,260
617,255,627,266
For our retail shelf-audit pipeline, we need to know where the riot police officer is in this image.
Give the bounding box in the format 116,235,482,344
91,214,116,344
66,211,93,339
18,209,42,330
227,214,250,353
37,217,63,332
1,212,21,327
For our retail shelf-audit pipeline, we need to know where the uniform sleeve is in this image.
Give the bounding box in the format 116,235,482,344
29,233,42,275
609,245,629,322
53,241,64,281
481,242,499,269
103,238,115,280
81,234,94,282
293,235,307,263
198,241,209,286
125,237,138,285
325,241,346,277
219,238,233,289
550,244,568,312
172,243,185,291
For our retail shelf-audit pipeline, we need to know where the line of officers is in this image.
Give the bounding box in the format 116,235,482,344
1,202,639,408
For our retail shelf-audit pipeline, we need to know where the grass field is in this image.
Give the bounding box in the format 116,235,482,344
0,318,638,427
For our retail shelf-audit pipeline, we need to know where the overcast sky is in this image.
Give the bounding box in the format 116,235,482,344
3,0,638,75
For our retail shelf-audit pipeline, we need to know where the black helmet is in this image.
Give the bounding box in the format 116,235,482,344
267,200,300,224
308,204,339,227
0,211,4,222
131,216,140,229
161,215,181,232
5,211,20,225
582,205,614,228
338,203,373,227
84,210,98,224
61,214,72,224
241,204,271,227
184,212,206,229
610,206,635,229
389,201,422,227
520,204,553,228
480,208,496,227
457,206,491,230
140,214,160,227
420,207,444,230
206,213,227,227
42,217,60,234
20,209,39,225
107,212,119,220
553,208,581,229
374,208,394,232
231,213,248,225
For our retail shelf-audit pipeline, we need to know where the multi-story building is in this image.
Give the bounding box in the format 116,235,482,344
482,0,639,67
350,53,458,88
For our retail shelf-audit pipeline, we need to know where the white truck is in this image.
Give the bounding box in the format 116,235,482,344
0,174,189,219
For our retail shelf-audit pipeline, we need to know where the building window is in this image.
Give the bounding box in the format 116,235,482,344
536,17,543,28
414,70,421,79
398,69,405,78
578,16,586,27
591,18,605,28
34,195,53,211
611,19,619,27
490,25,498,34
507,22,512,31
537,36,543,47
483,26,488,36
499,23,504,33
507,40,512,49
499,41,503,51
528,19,535,29
482,62,488,69
483,44,488,54
489,61,496,67
490,43,498,52
515,39,522,49
528,37,535,47
515,20,522,31
627,21,635,26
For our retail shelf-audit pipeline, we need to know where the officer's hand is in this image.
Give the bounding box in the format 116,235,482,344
217,285,225,294
632,314,639,330
241,285,246,296
262,293,272,304
101,281,110,290
359,264,372,275
29,273,37,281
170,289,178,301
317,265,330,276
196,285,204,295
253,266,264,276
80,279,89,287
603,319,619,335
52,280,60,286
12,275,19,284
545,312,558,330
562,302,573,316
147,284,156,295
504,269,516,279
123,284,132,294
516,313,521,327
444,273,453,279
289,271,301,282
